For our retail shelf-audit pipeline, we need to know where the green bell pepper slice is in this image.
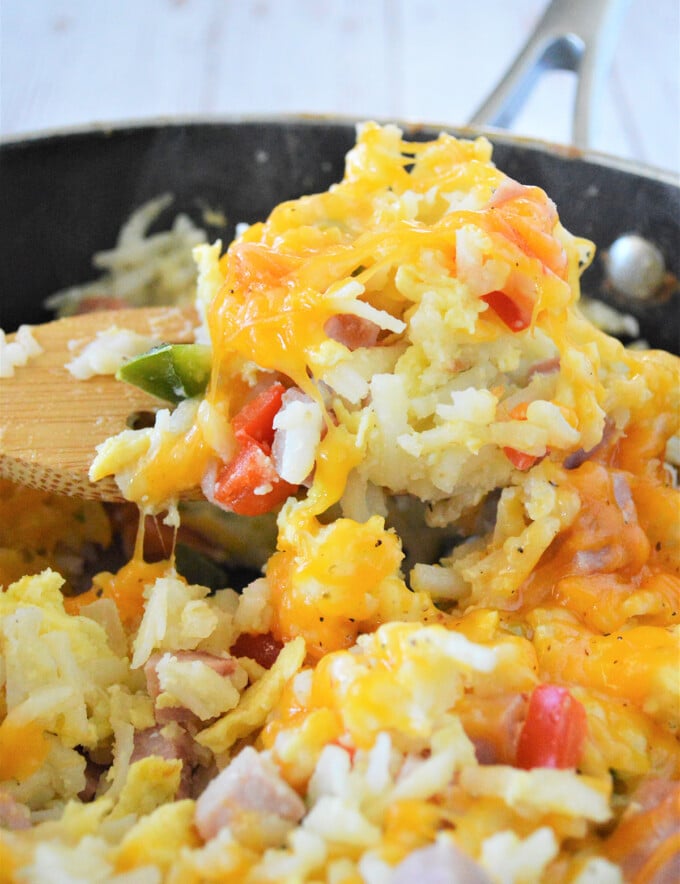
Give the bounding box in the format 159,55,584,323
116,343,212,404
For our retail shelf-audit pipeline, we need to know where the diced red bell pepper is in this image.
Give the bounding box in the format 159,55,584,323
213,438,297,516
230,631,284,669
211,382,299,516
516,684,588,769
481,290,532,332
232,382,286,448
503,446,541,471
324,314,381,350
503,402,543,470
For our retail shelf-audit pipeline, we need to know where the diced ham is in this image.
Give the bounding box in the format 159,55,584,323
144,650,238,724
145,650,238,701
152,705,202,727
527,357,560,379
563,419,616,469
572,546,621,574
470,694,527,766
131,725,195,799
391,839,492,884
563,447,596,470
131,725,193,764
324,313,381,350
612,473,637,526
604,780,680,884
195,746,305,846
572,471,643,574
0,790,31,830
487,178,529,209
630,777,677,811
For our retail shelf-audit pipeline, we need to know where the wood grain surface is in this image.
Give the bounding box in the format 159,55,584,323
0,306,199,500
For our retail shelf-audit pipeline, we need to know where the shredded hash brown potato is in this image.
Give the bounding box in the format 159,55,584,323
1,123,679,883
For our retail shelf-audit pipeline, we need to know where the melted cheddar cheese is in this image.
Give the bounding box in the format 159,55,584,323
4,123,679,883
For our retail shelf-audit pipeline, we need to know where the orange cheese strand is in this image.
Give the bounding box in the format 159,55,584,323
260,707,342,791
268,515,404,659
206,134,571,406
300,424,365,521
0,714,50,782
208,241,333,393
553,571,680,633
65,557,171,628
266,425,373,658
532,617,678,708
127,422,211,507
612,414,677,475
484,185,567,278
0,840,18,882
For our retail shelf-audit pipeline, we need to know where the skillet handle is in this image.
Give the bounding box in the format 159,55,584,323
468,0,630,149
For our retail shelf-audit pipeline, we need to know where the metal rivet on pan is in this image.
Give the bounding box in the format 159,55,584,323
605,234,666,301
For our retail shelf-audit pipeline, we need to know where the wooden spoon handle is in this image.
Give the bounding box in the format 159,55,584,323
0,306,202,501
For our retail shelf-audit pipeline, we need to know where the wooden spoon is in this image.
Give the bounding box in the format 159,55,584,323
0,305,202,501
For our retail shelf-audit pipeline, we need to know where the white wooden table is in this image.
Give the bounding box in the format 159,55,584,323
2,0,679,175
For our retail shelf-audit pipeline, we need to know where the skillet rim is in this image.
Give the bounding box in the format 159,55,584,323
2,112,679,188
